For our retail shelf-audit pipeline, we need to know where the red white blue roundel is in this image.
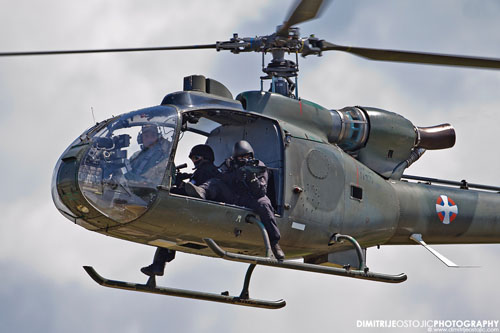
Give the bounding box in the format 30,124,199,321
435,195,458,224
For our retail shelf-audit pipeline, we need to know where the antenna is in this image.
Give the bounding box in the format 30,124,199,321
91,107,96,124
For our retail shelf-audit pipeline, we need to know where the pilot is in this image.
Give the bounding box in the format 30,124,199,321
185,140,285,260
128,124,168,182
141,144,220,277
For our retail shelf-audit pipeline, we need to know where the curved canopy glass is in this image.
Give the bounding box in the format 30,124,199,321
78,106,178,223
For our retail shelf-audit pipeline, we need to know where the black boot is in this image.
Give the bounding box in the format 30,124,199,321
271,242,285,260
141,248,175,276
141,262,165,276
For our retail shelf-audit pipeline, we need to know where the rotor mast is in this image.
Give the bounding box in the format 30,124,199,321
260,26,301,99
261,48,299,99
214,26,304,99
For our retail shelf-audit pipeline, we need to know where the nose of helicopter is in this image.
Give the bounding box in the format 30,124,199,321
51,139,113,227
51,152,79,222
51,105,179,228
51,139,111,228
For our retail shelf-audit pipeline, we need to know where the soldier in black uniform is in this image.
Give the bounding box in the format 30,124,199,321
185,140,285,260
140,144,219,276
171,144,220,194
187,144,220,186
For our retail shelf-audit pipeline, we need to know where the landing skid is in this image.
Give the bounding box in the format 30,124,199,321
83,219,405,309
83,266,286,309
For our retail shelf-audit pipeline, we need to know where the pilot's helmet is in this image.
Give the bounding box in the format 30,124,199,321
189,144,215,162
142,124,159,135
138,124,160,144
232,140,254,159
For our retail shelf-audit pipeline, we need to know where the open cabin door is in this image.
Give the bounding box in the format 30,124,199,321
172,109,285,213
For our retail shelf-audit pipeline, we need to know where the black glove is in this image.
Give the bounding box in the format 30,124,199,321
236,168,248,183
177,172,192,181
174,172,192,186
224,157,234,170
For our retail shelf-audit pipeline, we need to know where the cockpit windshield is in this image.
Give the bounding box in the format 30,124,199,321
78,106,178,223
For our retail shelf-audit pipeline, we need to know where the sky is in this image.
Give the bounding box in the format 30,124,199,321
1,0,499,332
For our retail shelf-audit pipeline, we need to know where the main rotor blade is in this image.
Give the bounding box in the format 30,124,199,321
0,44,217,57
278,0,330,36
321,41,500,69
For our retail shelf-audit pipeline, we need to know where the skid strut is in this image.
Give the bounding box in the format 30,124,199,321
83,266,285,309
329,233,368,272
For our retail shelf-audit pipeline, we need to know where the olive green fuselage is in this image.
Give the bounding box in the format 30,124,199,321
53,90,500,261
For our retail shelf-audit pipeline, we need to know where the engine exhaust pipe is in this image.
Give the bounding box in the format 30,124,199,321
416,124,455,150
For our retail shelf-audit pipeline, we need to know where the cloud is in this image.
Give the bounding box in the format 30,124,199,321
1,0,499,332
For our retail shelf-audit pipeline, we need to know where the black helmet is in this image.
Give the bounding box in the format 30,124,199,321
232,140,254,158
189,144,215,162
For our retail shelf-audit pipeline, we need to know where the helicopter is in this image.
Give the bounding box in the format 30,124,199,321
3,0,500,310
